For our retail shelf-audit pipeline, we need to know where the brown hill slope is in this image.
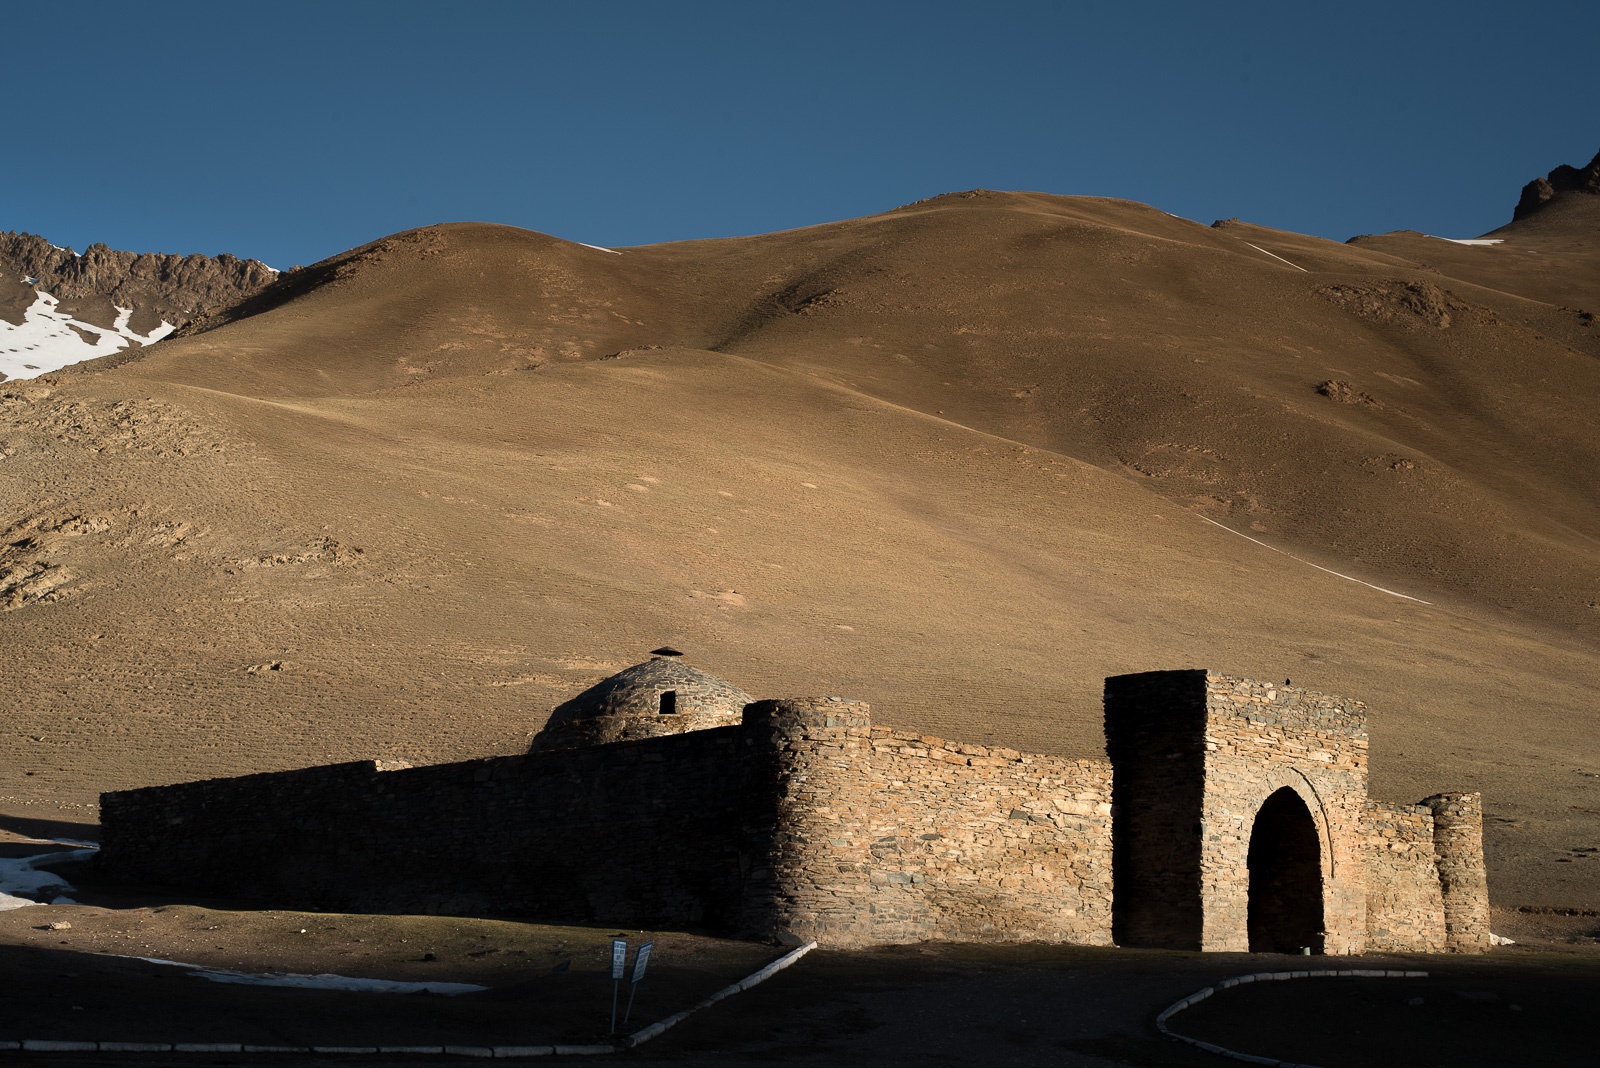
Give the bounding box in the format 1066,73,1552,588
5,189,1600,910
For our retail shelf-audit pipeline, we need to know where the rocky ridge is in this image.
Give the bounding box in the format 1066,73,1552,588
1513,148,1600,221
0,231,277,330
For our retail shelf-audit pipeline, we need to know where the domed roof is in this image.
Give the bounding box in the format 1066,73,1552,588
529,657,754,753
549,658,752,722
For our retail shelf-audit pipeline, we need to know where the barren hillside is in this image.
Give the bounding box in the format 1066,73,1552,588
2,166,1598,908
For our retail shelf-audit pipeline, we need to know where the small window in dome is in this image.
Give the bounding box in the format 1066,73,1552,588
659,690,678,714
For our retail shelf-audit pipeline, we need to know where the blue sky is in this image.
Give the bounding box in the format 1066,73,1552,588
5,0,1595,269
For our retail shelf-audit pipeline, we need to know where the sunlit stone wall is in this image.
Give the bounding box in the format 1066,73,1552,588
99,671,1485,954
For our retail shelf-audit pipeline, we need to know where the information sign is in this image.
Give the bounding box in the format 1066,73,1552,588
631,940,653,983
609,938,628,1033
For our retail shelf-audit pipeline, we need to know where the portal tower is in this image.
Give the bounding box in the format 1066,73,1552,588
1104,670,1370,955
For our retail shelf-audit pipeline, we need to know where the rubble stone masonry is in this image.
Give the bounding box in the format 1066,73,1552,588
100,669,1488,953
100,729,756,927
1363,801,1447,953
1195,674,1370,955
1425,792,1491,951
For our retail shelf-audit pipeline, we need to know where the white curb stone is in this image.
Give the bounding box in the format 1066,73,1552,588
1156,967,1430,1068
0,940,821,1058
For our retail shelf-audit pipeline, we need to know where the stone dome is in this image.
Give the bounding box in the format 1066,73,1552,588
529,657,754,753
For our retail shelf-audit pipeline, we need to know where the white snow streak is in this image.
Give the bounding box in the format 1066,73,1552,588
1439,238,1504,246
1243,242,1309,272
0,289,172,380
1198,515,1432,604
576,242,622,255
133,956,487,995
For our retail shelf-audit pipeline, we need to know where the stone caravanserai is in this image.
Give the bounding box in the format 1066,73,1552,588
98,657,1491,954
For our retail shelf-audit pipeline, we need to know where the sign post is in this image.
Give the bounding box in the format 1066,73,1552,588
622,940,653,1028
609,938,627,1034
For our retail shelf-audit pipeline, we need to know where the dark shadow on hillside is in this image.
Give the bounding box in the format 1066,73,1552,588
166,226,449,342
166,256,344,339
0,813,99,844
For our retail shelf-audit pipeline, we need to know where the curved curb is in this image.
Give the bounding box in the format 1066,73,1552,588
1156,968,1428,1068
0,941,820,1058
623,939,818,1047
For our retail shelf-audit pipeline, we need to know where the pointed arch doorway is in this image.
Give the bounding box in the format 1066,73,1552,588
1247,787,1325,953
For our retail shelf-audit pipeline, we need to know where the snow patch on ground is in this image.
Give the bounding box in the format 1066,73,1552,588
134,956,487,995
576,242,622,255
4,844,483,995
1438,237,1504,246
0,848,92,910
0,289,173,380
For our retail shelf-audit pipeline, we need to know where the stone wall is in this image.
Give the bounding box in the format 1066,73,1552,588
1197,674,1371,955
1424,792,1492,952
101,699,1115,948
1104,670,1209,949
1362,801,1447,953
1105,671,1371,954
99,673,1484,956
100,728,757,927
735,699,1115,948
736,699,880,944
860,727,1114,945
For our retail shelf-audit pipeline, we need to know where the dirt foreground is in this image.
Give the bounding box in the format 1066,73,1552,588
0,833,1595,1067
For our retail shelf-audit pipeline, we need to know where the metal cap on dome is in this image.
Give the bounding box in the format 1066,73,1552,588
650,646,684,657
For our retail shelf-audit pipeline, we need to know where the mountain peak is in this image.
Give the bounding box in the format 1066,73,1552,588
1513,148,1600,220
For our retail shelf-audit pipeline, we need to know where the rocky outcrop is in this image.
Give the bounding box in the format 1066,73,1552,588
0,231,276,327
1315,279,1495,330
1513,149,1600,221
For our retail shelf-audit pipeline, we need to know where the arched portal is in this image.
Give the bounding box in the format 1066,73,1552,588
1247,787,1325,953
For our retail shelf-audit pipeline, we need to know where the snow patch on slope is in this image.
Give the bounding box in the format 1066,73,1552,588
0,848,91,910
0,289,173,381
